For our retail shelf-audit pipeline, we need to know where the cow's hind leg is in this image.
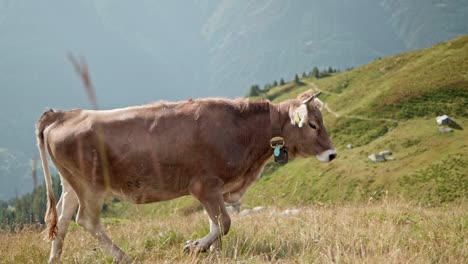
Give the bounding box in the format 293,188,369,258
75,190,130,263
48,177,78,263
184,178,231,254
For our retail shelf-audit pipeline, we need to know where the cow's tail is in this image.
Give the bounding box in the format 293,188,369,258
35,109,60,240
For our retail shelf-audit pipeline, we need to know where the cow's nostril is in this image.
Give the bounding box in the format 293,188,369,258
329,153,337,161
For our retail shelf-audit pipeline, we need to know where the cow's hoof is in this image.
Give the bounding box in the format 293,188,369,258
183,240,209,254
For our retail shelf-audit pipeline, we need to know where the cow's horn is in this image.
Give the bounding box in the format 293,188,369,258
303,91,322,105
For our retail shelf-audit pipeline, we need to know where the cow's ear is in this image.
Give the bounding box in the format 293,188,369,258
289,102,308,127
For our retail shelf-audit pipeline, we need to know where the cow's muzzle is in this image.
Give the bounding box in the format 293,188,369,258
316,149,337,162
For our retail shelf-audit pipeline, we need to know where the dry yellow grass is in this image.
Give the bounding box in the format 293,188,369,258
0,200,466,263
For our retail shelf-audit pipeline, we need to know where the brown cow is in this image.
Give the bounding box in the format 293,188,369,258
36,90,336,263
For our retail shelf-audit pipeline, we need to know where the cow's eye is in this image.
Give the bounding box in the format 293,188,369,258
309,122,317,130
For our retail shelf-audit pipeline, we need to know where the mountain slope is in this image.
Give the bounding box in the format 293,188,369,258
203,0,468,95
243,35,468,206
203,0,406,95
381,0,468,49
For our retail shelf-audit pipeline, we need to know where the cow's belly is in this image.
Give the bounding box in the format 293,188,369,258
111,186,188,204
104,147,196,203
109,171,191,204
222,158,271,203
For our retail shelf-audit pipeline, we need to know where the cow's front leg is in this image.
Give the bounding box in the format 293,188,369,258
184,178,231,254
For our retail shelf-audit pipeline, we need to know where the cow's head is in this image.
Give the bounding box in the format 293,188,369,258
282,90,336,162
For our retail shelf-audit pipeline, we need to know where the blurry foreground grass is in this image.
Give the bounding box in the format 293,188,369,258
1,200,466,263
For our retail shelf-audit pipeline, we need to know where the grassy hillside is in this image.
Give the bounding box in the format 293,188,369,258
243,35,468,207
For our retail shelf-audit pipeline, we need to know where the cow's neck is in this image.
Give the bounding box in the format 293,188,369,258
223,101,290,199
240,101,290,165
